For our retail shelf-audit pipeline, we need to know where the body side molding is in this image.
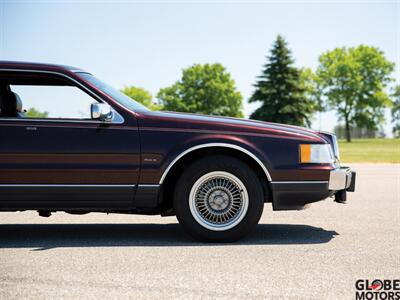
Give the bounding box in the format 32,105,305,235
0,184,136,187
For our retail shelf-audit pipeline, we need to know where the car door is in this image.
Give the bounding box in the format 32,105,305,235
0,70,140,210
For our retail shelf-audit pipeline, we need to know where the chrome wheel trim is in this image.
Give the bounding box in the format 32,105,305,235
189,171,249,231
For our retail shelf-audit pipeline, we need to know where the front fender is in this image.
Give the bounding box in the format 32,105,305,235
158,134,273,183
138,128,273,184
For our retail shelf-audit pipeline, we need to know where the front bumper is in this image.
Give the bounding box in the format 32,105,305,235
271,166,356,210
328,167,356,192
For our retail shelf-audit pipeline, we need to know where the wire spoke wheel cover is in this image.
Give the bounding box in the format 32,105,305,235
189,171,249,231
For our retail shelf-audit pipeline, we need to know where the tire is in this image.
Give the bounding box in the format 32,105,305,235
174,155,264,242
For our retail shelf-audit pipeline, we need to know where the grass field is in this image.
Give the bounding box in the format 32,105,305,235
338,139,400,163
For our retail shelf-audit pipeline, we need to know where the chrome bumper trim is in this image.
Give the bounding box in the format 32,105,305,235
328,167,352,190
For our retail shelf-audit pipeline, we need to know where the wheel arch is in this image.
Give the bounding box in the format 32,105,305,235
159,143,272,215
159,143,272,184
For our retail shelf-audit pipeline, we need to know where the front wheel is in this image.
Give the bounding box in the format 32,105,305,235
174,155,264,242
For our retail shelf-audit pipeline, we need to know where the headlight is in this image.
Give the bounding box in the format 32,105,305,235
300,144,334,163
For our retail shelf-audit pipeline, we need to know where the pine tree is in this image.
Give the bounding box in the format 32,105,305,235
249,35,315,126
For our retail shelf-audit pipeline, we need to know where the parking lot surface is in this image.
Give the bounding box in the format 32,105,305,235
0,164,399,299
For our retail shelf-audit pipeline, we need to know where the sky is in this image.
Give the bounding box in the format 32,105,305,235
1,0,399,134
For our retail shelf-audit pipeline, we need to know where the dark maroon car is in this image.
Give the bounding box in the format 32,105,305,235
0,61,355,242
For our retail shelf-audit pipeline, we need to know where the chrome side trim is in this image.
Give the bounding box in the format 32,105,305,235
271,181,328,184
0,184,136,187
0,68,124,124
159,143,272,184
138,184,160,188
0,116,124,125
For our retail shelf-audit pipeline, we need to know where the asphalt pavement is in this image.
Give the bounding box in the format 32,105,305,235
0,164,399,299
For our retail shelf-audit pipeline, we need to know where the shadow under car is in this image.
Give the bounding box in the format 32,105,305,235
0,223,338,251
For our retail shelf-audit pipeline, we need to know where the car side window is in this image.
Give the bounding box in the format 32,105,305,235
9,85,97,120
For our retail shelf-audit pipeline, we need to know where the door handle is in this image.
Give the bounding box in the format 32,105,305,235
25,126,37,131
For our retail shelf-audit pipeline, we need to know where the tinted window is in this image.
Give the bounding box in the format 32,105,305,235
10,84,97,119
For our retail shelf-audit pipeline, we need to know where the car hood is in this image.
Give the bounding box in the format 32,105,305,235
142,111,326,142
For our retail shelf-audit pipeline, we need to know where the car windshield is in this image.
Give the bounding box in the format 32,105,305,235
77,72,150,113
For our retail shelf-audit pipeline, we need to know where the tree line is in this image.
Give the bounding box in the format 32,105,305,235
122,35,398,142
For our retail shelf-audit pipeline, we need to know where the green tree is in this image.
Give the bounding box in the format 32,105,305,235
249,35,317,126
316,45,394,142
391,85,400,138
121,86,161,110
25,107,48,118
157,63,243,117
300,67,324,112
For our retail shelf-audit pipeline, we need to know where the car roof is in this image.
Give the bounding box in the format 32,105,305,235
0,61,86,73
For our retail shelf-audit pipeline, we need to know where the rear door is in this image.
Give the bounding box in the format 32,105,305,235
0,71,140,210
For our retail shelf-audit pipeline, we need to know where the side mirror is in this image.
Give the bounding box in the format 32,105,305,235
91,103,113,122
